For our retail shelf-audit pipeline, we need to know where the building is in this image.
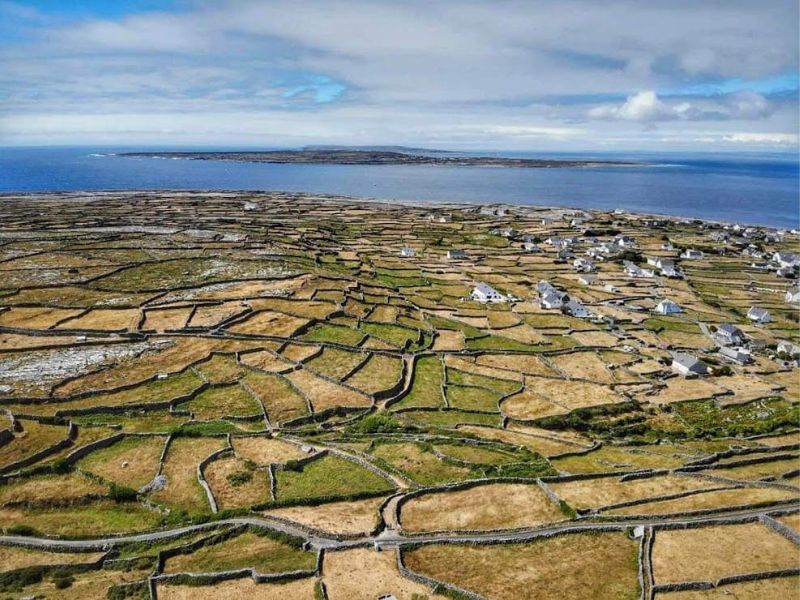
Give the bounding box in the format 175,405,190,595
786,286,800,304
719,346,753,365
715,323,746,346
777,341,800,358
470,283,505,303
522,241,541,253
654,299,682,315
681,249,704,259
540,290,565,309
615,234,636,248
603,284,620,293
578,273,598,286
671,353,708,377
447,249,467,260
777,266,797,278
564,299,593,318
773,252,800,268
573,258,595,272
746,307,771,324
623,261,654,278
661,241,674,251
399,246,416,258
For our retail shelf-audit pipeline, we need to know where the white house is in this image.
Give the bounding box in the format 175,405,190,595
471,283,506,303
447,249,467,260
399,246,416,258
615,234,636,248
573,258,595,273
681,249,704,259
661,241,674,251
243,201,260,211
786,285,800,304
579,273,598,286
671,353,708,377
715,323,746,346
747,307,771,324
719,346,753,365
522,241,541,253
773,252,800,268
623,261,654,278
564,299,593,318
603,284,619,293
777,266,797,278
777,340,800,358
540,290,565,309
654,300,682,315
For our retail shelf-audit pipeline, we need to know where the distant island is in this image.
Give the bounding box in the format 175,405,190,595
120,147,638,168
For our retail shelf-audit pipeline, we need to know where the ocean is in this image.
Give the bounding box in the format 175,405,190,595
1,146,798,228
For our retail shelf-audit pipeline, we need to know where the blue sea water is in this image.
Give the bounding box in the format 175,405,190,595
0,146,798,228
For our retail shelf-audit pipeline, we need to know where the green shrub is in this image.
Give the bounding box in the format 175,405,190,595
226,470,253,486
5,524,39,536
351,413,401,434
109,484,138,503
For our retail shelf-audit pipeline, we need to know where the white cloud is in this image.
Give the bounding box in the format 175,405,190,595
723,132,799,144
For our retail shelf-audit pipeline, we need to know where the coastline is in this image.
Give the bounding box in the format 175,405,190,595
0,189,792,231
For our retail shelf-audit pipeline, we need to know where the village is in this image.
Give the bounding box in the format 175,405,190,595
0,191,796,600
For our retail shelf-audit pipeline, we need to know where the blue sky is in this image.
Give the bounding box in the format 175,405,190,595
0,0,797,150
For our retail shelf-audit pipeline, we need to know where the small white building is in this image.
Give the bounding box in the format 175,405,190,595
671,353,708,377
773,252,800,268
470,283,506,303
715,323,746,346
540,290,566,309
661,241,674,251
579,273,598,286
615,234,636,248
564,299,593,318
654,299,682,315
399,246,416,258
447,249,467,260
747,307,771,324
573,258,595,273
603,284,619,293
786,286,800,304
719,346,753,365
522,241,541,253
777,340,800,358
681,249,704,259
623,261,654,278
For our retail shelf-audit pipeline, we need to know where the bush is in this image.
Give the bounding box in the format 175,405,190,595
109,484,138,503
351,413,401,434
53,574,74,589
226,470,253,486
107,581,149,600
0,566,46,592
5,524,39,536
559,500,577,519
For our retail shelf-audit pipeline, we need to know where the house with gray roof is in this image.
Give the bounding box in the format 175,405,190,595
671,353,708,377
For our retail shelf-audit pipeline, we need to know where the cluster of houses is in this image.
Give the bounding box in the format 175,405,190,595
537,280,595,318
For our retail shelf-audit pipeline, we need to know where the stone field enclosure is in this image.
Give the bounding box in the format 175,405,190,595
0,191,797,599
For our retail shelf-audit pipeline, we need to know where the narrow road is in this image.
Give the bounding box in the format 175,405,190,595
1,503,796,552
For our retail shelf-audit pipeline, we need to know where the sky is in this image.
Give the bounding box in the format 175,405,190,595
0,0,798,151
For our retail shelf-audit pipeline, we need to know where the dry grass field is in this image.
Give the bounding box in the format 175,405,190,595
323,547,432,600
403,532,640,600
158,577,318,600
651,523,799,584
265,496,384,536
400,482,564,532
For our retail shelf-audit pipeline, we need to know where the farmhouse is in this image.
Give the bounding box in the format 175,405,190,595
447,249,467,260
654,299,682,315
719,346,753,365
399,246,416,258
564,299,593,318
715,323,746,346
671,353,708,377
470,283,506,303
540,290,566,309
578,273,598,286
786,285,800,304
615,234,636,248
777,340,800,358
623,261,654,278
746,307,771,324
573,258,595,272
522,241,541,253
681,249,704,259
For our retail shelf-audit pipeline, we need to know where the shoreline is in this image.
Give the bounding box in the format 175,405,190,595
0,189,793,231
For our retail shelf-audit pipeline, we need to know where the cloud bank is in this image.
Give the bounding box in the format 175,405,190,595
0,0,796,149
